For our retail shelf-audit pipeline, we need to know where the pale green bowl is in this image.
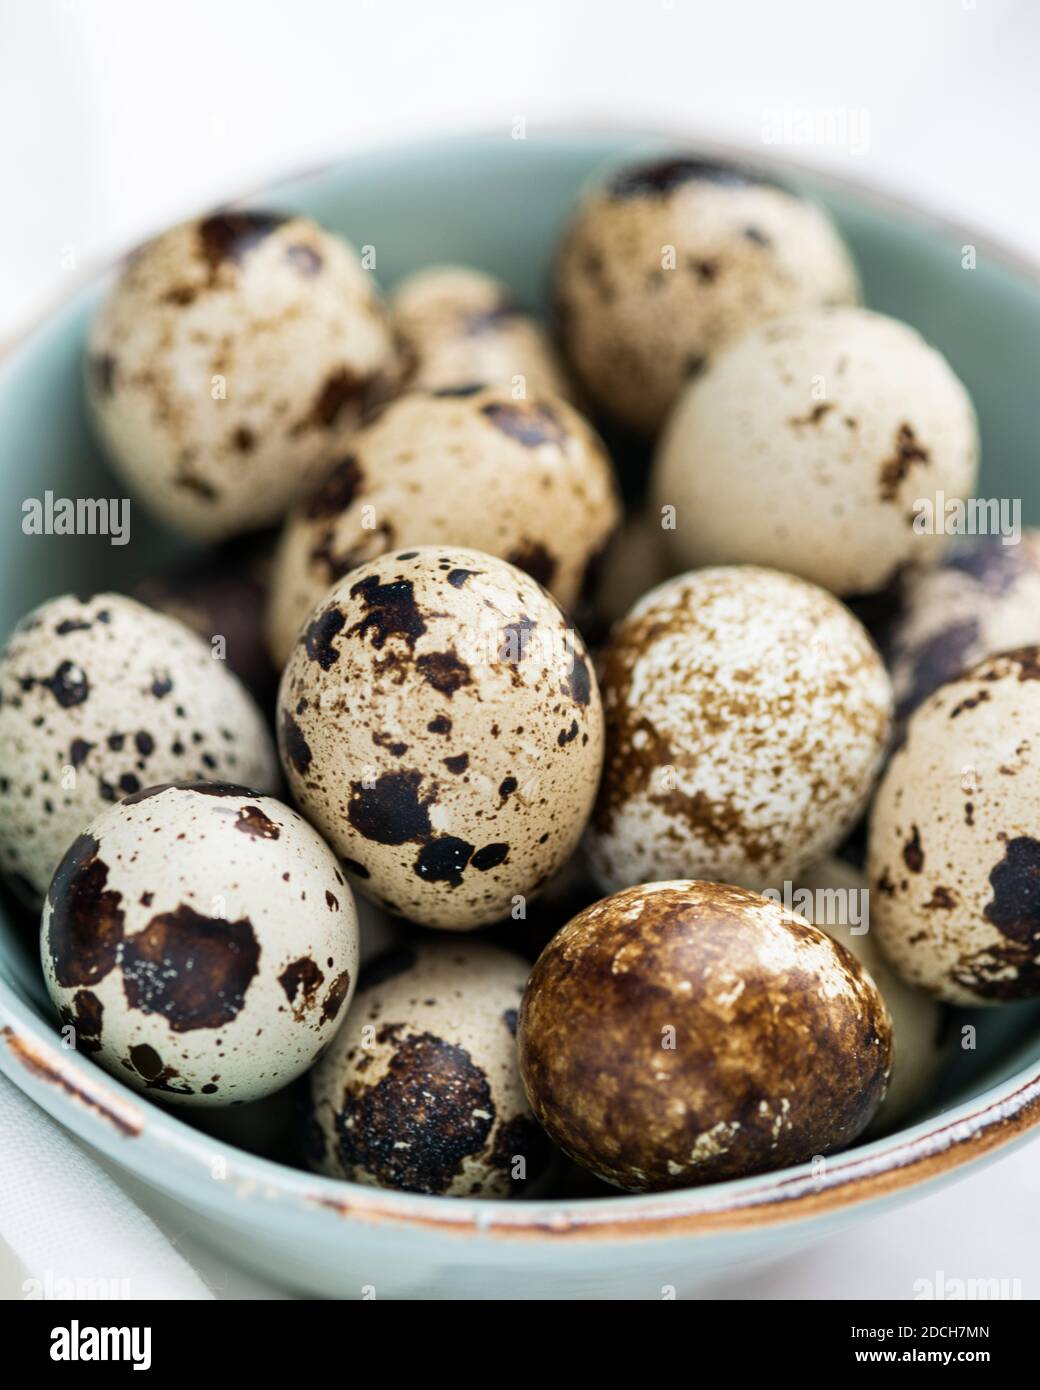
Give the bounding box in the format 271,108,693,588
2,132,1040,1300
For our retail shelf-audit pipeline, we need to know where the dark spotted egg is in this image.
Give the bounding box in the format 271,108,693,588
277,546,604,929
554,153,859,434
265,384,619,665
86,210,396,541
390,264,573,400
40,782,359,1105
0,594,278,904
517,880,892,1191
887,531,1040,727
304,941,553,1197
869,645,1040,1004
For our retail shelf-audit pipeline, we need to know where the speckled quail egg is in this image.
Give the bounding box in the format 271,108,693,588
265,384,619,665
40,781,359,1105
554,153,859,435
792,856,945,1128
518,880,892,1191
653,307,979,595
868,645,1040,1004
134,537,277,710
887,532,1040,725
391,265,572,400
304,941,552,1197
0,594,278,904
277,546,604,929
87,210,396,541
585,566,892,893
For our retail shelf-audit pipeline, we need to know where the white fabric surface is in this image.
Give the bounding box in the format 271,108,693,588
0,1072,213,1300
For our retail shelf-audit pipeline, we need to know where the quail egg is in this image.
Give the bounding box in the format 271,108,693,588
792,856,945,1128
391,265,571,399
554,153,859,434
0,594,278,904
887,532,1040,724
87,210,396,540
653,307,979,595
277,546,604,929
265,384,619,665
868,645,1040,1004
517,880,892,1191
40,781,359,1105
304,941,552,1197
585,566,892,893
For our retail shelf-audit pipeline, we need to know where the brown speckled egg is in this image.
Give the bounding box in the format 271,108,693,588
868,645,1040,1004
0,594,278,905
653,307,979,595
793,856,945,1129
265,384,619,665
584,567,892,893
87,211,396,540
554,154,859,435
277,546,604,929
304,941,552,1197
888,532,1040,726
391,265,572,400
40,782,359,1105
518,880,892,1191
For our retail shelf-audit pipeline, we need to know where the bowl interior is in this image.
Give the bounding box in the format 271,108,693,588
3,131,1040,1208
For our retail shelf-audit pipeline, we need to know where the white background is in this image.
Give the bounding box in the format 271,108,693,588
1,0,1039,1299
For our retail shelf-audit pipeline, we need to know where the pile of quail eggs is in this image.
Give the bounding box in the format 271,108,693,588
6,149,1035,1203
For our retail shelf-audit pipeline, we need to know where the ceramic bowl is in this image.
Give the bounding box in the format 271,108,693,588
2,132,1040,1300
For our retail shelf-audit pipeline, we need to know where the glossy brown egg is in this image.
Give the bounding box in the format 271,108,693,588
518,880,892,1191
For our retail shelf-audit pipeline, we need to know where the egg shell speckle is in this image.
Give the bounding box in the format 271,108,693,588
554,154,859,434
869,645,1040,1004
390,265,572,400
40,782,359,1105
265,384,620,665
305,941,551,1197
585,566,892,893
653,307,979,595
517,879,892,1191
0,593,278,902
87,211,396,540
794,856,945,1129
277,546,604,929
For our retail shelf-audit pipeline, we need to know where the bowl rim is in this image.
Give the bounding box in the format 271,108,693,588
2,126,1040,1244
